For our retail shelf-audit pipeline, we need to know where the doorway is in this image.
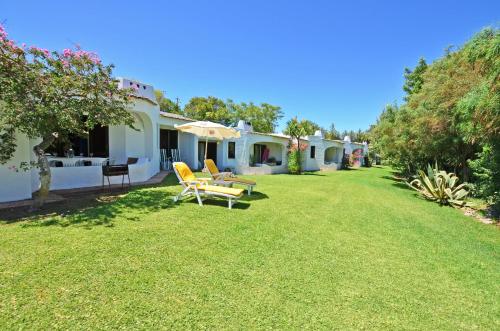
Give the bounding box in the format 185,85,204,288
198,141,217,168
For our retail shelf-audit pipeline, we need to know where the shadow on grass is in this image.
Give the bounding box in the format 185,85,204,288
185,198,251,210
379,174,416,192
243,191,269,201
1,187,178,228
180,191,268,210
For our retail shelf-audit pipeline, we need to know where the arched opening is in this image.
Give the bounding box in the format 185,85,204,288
249,142,284,166
324,146,341,164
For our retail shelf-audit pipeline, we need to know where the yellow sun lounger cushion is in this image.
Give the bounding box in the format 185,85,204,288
205,158,256,188
173,162,244,209
205,159,220,175
197,185,243,196
222,177,256,185
174,162,197,182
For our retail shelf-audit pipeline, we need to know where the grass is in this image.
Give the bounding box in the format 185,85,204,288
0,167,498,329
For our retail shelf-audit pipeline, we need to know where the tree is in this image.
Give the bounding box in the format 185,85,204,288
283,117,307,174
154,90,181,114
227,100,283,133
323,123,341,140
403,57,427,100
0,24,134,207
370,26,500,211
298,119,320,136
183,96,231,125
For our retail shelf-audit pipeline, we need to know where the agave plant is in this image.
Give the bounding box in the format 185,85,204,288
408,164,471,208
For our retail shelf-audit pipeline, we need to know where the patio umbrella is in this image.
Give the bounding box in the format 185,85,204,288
174,121,241,167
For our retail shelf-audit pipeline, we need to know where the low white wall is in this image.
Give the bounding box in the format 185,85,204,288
0,133,33,202
50,159,153,190
238,164,288,175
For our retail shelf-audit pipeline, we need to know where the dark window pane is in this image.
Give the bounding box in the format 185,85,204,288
228,142,235,159
160,129,178,150
310,146,316,158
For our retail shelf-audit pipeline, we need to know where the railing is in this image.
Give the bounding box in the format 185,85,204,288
47,157,108,167
160,149,181,170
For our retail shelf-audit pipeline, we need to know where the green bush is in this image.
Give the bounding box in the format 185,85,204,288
363,155,371,167
340,154,350,170
468,140,500,213
288,150,301,174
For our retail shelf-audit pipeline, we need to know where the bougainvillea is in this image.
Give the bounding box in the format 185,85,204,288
0,24,134,206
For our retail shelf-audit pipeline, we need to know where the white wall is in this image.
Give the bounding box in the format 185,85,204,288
109,125,127,164
178,132,197,169
0,133,33,202
221,140,237,169
125,114,146,160
303,136,323,171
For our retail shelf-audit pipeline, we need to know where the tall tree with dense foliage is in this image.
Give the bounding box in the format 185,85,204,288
298,119,321,136
227,100,283,133
370,27,500,211
183,96,232,125
0,25,133,206
323,123,341,140
402,57,427,100
154,90,181,114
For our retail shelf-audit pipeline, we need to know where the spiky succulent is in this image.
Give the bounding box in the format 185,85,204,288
408,164,471,208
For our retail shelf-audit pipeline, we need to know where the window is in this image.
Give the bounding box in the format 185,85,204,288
228,141,235,159
310,146,316,159
160,129,178,150
46,124,109,157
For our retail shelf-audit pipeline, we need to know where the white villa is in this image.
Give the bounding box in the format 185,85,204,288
0,78,368,203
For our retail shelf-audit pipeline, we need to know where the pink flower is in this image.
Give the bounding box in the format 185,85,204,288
63,48,73,57
0,24,7,40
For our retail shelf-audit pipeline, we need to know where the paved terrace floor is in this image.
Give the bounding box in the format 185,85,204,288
0,171,170,212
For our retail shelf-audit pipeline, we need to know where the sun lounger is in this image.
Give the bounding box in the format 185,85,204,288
204,159,256,195
172,162,244,209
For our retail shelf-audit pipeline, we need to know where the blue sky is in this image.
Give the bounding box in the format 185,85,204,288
2,1,499,132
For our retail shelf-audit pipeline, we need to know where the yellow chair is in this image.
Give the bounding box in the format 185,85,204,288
172,162,244,209
204,159,256,195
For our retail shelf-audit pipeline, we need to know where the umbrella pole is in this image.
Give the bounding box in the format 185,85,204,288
205,136,208,161
202,136,208,172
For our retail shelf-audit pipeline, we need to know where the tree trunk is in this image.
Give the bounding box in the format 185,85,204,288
297,137,302,174
33,134,56,208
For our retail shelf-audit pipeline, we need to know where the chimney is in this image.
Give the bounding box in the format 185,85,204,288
237,120,253,132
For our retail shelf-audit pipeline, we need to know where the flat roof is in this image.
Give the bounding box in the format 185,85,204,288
159,111,195,122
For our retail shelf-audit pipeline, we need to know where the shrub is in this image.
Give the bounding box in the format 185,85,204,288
468,141,500,213
288,150,301,174
340,154,350,170
363,155,371,167
408,164,471,208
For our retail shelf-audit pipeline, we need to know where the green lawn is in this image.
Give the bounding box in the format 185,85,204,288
0,167,498,329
